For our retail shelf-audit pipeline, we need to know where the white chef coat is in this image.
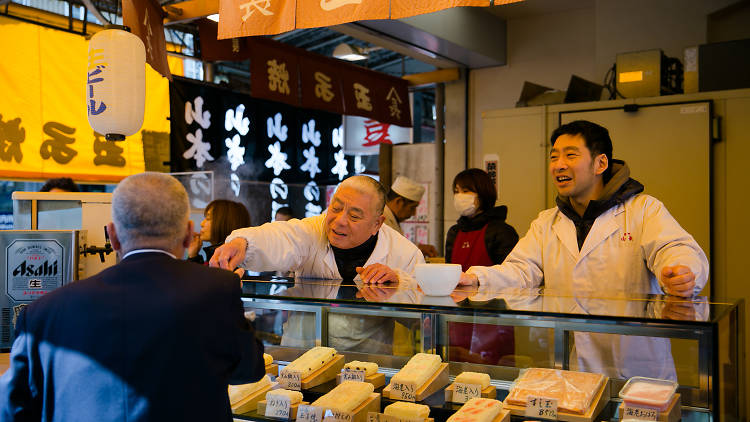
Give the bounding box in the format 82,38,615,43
227,213,425,353
468,193,709,380
227,213,424,282
383,206,403,235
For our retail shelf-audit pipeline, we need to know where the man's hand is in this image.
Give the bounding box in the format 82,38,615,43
418,244,438,258
662,296,697,320
209,237,248,270
187,233,202,258
458,272,478,286
356,284,396,302
661,265,696,297
356,264,398,284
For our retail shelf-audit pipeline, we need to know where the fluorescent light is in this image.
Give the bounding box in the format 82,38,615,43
333,43,368,61
207,14,220,23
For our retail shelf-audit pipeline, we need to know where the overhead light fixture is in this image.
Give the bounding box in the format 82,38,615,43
207,14,220,23
333,43,382,61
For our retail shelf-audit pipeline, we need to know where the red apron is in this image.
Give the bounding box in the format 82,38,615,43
449,224,515,366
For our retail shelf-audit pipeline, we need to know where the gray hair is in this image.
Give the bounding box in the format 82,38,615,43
111,172,190,251
338,175,386,215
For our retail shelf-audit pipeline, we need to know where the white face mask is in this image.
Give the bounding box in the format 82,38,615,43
453,192,478,216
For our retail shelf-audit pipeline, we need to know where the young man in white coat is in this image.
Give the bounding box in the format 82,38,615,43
459,120,708,380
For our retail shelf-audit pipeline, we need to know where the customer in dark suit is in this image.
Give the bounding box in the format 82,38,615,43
0,172,265,421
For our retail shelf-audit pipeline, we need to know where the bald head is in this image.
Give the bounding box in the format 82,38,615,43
338,175,386,215
111,172,190,253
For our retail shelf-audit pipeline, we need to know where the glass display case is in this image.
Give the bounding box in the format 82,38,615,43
238,277,744,421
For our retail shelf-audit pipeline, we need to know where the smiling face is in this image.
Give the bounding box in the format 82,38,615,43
325,185,384,249
549,134,608,205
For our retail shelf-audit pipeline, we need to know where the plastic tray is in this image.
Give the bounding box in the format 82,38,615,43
618,376,678,410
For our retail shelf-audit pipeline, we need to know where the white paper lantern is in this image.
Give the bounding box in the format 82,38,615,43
87,26,145,141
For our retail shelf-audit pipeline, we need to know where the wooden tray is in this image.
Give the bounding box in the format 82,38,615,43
502,377,610,422
320,392,381,422
266,363,279,377
257,400,309,420
443,383,497,402
617,393,681,422
382,363,450,402
336,372,386,390
492,409,511,422
279,354,346,390
366,413,434,422
230,382,276,414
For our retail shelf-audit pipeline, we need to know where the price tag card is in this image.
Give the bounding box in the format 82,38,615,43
379,415,424,422
367,412,381,422
341,369,366,382
279,369,302,391
323,409,353,422
265,395,292,419
451,382,482,403
622,405,658,421
390,382,417,401
525,396,558,420
298,405,324,422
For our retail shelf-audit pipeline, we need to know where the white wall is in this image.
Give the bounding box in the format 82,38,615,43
466,0,737,166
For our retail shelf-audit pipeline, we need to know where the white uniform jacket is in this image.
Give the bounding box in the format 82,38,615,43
226,213,424,281
383,206,404,235
467,193,709,380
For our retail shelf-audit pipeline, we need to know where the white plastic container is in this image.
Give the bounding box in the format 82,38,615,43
415,263,462,296
619,376,678,411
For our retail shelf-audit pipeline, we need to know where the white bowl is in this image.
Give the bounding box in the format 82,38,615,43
415,263,462,296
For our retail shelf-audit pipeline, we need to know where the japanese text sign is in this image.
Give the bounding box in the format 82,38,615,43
525,396,558,420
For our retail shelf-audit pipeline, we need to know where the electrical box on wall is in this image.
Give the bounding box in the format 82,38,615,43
616,49,683,98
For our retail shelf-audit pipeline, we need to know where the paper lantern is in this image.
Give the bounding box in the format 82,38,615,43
87,25,145,141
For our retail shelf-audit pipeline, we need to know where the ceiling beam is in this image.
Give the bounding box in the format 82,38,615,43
164,0,218,25
402,68,460,87
80,0,109,25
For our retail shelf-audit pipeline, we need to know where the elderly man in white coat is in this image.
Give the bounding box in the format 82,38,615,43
211,176,424,354
459,120,708,381
211,175,423,283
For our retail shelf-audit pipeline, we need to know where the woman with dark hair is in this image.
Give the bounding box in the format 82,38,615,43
188,199,251,264
445,168,519,366
445,168,519,269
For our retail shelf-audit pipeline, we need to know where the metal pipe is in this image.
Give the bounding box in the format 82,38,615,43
80,0,109,26
434,83,445,256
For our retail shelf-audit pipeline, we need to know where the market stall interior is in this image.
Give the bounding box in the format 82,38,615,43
2,0,750,420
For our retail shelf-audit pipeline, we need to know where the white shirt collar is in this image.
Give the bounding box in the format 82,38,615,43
122,249,177,260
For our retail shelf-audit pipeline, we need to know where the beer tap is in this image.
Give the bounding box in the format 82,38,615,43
80,226,114,263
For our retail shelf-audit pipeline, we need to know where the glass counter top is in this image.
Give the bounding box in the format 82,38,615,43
240,276,738,325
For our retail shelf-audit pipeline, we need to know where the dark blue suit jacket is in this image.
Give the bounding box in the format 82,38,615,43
0,251,265,421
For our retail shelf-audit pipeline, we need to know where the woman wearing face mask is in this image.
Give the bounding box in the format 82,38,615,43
446,168,519,366
445,168,519,270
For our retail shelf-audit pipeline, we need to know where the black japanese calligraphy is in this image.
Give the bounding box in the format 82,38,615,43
41,122,78,164
0,114,25,163
93,132,125,167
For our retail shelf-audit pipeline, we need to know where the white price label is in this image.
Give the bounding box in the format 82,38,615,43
525,396,558,420
298,405,324,422
622,405,658,421
341,369,366,382
391,382,417,401
323,409,353,422
265,396,292,419
379,415,424,422
279,369,302,390
451,382,482,403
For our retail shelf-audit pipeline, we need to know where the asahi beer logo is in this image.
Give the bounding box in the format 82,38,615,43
6,239,64,302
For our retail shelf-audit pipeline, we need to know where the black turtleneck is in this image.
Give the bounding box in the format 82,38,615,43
331,233,378,283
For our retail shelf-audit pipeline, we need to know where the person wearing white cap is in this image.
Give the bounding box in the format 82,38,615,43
384,176,438,257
